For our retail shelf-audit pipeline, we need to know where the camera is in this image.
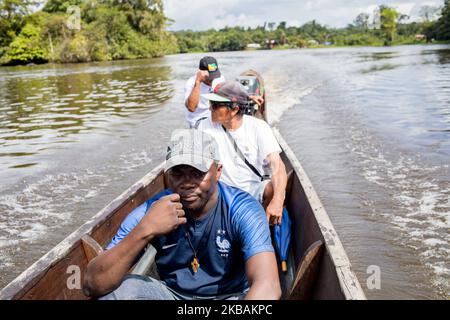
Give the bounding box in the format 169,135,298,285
236,75,260,116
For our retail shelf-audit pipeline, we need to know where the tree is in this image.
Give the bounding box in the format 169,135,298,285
2,0,178,65
111,0,162,11
380,7,398,44
419,5,440,22
277,21,286,30
42,0,83,13
354,13,370,31
0,0,39,48
432,0,450,40
5,23,47,63
397,13,409,23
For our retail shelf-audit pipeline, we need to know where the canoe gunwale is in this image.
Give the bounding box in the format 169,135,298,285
272,128,366,300
0,162,166,300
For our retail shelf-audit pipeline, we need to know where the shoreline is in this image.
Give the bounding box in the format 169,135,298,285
2,42,449,68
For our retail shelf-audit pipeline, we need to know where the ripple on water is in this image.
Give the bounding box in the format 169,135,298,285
348,126,450,295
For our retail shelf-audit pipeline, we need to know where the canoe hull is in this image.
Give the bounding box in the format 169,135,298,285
0,132,365,299
274,129,365,299
0,70,365,300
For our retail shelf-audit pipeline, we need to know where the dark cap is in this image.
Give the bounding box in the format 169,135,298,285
199,56,221,80
201,80,250,105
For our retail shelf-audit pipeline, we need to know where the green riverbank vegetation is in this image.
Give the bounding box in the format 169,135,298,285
174,2,450,53
0,0,178,65
1,1,449,65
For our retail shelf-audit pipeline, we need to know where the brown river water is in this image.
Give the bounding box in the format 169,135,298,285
0,46,449,299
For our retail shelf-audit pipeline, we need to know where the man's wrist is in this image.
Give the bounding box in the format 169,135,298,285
271,193,285,205
133,223,155,243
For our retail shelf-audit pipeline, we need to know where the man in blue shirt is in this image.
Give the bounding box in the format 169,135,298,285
83,129,281,300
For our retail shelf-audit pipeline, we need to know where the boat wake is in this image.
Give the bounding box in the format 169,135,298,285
262,69,324,125
0,148,154,288
348,127,450,297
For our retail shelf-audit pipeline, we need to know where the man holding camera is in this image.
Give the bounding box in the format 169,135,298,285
197,81,287,226
184,56,264,128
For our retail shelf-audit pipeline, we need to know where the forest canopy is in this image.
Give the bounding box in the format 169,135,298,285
0,0,178,65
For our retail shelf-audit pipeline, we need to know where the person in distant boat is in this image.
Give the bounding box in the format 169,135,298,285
196,81,287,226
83,129,281,300
184,56,264,128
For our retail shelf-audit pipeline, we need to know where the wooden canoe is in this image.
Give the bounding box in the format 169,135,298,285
0,73,366,300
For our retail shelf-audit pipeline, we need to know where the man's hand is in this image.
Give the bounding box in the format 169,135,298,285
195,70,210,84
138,194,187,238
249,95,264,106
266,199,283,225
186,71,209,112
264,152,286,226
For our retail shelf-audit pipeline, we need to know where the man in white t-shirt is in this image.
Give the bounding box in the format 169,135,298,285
184,56,225,128
197,81,287,225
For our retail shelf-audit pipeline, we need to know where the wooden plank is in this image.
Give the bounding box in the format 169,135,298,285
312,250,346,300
81,235,103,263
286,169,294,194
282,151,345,300
131,245,157,276
273,128,366,300
288,240,324,300
284,170,320,270
21,243,89,300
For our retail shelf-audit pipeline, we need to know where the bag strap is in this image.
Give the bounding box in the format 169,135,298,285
221,125,264,181
194,117,208,129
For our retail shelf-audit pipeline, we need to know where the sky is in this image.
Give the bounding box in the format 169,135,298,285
163,0,444,31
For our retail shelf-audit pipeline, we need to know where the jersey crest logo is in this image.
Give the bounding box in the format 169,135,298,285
216,229,230,255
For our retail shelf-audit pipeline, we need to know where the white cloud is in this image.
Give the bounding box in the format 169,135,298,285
164,0,445,30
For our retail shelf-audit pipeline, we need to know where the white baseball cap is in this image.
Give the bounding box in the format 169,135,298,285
165,129,220,172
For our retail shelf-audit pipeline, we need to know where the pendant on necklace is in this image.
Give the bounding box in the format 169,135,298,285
191,257,200,273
